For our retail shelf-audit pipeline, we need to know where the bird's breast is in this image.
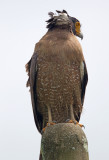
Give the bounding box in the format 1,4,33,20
36,54,81,109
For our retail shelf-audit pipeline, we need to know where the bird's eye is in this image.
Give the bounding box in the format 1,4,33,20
75,22,80,27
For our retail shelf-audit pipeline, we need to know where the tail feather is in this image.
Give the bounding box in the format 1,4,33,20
39,151,42,160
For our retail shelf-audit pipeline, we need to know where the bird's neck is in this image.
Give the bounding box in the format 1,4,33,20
48,25,72,33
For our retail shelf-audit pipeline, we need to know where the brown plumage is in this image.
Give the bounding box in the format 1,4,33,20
26,10,88,135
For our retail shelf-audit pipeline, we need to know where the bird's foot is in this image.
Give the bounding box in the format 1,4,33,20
76,121,85,128
47,121,56,126
66,119,85,128
41,121,56,133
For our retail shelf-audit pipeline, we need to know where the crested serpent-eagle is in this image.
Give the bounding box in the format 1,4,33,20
25,10,88,134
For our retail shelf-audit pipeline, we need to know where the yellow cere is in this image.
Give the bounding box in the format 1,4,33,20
75,22,81,34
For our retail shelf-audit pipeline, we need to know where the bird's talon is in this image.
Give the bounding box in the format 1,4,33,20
41,127,46,134
66,119,75,124
47,122,56,126
76,122,85,128
66,119,85,128
42,121,56,133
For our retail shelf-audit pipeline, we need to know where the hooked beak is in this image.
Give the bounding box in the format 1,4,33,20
76,32,83,40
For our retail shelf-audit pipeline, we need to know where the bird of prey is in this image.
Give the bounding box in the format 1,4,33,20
26,10,88,134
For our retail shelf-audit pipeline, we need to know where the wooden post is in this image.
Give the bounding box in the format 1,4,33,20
41,123,89,160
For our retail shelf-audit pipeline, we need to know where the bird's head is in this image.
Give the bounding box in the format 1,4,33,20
46,10,83,40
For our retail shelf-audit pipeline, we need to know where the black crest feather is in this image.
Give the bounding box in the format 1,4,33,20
46,10,69,29
48,12,54,18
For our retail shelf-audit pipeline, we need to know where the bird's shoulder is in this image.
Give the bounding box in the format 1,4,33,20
33,31,84,63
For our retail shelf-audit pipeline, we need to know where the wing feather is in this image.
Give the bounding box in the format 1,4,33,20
80,61,88,105
25,53,43,133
